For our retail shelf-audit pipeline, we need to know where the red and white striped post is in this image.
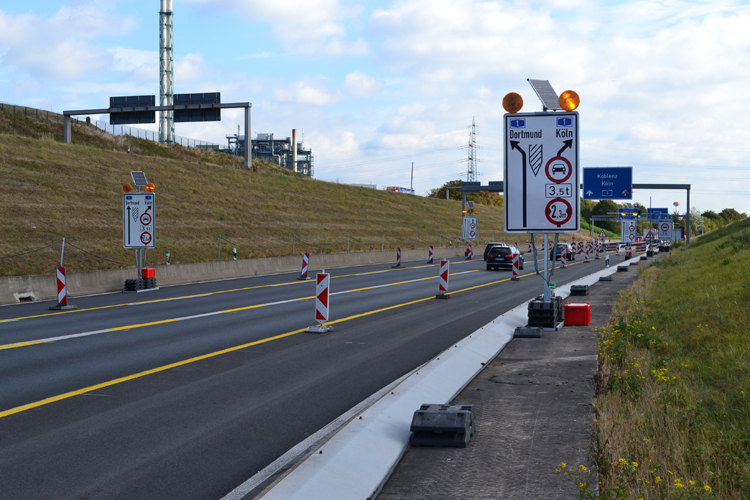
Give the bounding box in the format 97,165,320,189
595,241,601,259
578,241,584,254
49,267,76,311
392,247,402,268
584,242,590,263
436,259,450,299
466,244,473,260
427,245,434,264
528,241,532,253
298,252,310,280
560,248,567,268
306,272,334,333
511,254,520,281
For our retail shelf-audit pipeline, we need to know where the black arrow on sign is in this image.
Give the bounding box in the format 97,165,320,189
557,139,573,157
510,141,528,227
145,205,152,214
126,206,131,245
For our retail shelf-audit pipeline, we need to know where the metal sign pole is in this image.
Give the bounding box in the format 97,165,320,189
543,233,550,302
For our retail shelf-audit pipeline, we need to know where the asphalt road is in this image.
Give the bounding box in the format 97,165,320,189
0,252,618,499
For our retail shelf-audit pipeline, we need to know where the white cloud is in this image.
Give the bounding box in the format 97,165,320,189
324,38,369,56
0,2,138,80
274,78,339,105
343,71,381,96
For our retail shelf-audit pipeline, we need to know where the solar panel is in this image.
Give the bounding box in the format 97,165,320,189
527,79,563,110
131,171,148,187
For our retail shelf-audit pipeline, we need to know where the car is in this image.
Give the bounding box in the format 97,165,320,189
550,243,575,261
486,245,524,271
551,163,566,174
483,242,508,260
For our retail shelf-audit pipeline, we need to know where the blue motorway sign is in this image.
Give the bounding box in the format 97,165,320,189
647,208,669,220
583,167,632,200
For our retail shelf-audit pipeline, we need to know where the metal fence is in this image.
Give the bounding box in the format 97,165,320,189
0,101,220,150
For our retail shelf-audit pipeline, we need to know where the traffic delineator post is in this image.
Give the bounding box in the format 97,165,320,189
392,247,402,268
436,259,451,299
49,267,76,311
427,245,434,264
306,272,334,333
297,252,310,280
595,241,601,259
466,244,473,260
511,254,520,281
583,242,590,263
527,241,532,253
560,248,567,268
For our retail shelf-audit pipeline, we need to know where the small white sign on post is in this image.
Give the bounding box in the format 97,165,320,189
462,216,477,240
123,193,155,249
659,220,674,241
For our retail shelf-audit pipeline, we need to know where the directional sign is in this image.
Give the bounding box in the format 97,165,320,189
583,167,632,200
659,220,673,241
647,208,669,220
504,111,579,233
462,216,477,240
621,220,637,243
123,193,155,249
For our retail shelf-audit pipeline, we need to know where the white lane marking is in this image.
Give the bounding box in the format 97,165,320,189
219,371,414,500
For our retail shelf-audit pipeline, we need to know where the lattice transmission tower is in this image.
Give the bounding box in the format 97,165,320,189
466,117,478,182
159,0,175,144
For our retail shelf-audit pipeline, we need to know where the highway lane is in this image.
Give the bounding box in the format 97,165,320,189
0,253,619,499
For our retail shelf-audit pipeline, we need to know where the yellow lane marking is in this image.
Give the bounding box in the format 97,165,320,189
0,261,470,324
0,258,602,419
0,271,479,351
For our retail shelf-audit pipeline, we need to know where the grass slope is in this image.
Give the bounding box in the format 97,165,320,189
586,218,750,499
0,107,595,277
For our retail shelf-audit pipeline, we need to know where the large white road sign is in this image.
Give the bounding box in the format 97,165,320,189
462,217,477,240
123,193,155,249
504,112,579,233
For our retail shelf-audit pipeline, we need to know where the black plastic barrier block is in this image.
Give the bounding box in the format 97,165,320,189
617,265,628,272
528,298,558,328
599,276,613,282
570,285,589,296
410,404,474,448
514,326,543,338
124,278,144,291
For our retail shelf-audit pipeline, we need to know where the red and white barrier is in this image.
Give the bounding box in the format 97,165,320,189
466,244,473,260
511,254,520,280
393,247,402,268
305,272,334,333
427,245,434,264
560,249,567,267
298,252,310,280
584,243,590,262
595,241,601,259
528,241,532,253
49,267,76,311
436,259,450,298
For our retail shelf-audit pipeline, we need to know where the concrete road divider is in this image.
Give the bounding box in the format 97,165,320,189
0,247,466,306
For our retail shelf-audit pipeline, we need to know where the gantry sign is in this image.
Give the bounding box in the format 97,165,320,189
63,95,253,169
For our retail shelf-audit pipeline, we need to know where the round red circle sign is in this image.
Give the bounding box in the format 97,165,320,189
545,198,572,226
140,232,152,245
140,213,152,226
545,156,572,183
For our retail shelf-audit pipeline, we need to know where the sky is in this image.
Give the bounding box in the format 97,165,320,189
1,0,749,216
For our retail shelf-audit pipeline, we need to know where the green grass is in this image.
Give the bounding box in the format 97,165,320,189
587,218,750,499
581,220,620,239
0,107,599,276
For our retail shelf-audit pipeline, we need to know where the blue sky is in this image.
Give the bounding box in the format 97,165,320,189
2,0,750,217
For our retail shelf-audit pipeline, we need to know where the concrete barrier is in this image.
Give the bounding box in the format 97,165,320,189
0,247,465,305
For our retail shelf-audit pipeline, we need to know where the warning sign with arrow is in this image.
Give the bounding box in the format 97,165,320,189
123,193,155,249
504,111,579,233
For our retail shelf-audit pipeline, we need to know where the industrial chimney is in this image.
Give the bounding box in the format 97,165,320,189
159,0,174,144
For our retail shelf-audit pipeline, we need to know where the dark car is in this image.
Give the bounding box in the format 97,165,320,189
550,243,575,261
483,242,507,260
486,245,523,271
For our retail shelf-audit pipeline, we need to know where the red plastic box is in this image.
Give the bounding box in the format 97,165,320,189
141,268,156,279
564,302,591,326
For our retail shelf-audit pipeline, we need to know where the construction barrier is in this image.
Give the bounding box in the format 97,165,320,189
511,254,520,281
298,252,310,280
560,249,566,268
306,272,334,333
49,267,76,311
436,259,450,299
393,247,402,268
595,241,600,259
466,244,473,260
427,245,434,264
527,241,532,253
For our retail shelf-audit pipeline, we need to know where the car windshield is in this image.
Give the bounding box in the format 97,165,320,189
491,247,513,256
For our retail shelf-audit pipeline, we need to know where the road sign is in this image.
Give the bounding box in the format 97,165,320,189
647,208,669,220
462,216,477,240
123,193,155,249
583,167,632,200
621,220,637,243
644,229,656,240
659,220,674,241
504,111,579,233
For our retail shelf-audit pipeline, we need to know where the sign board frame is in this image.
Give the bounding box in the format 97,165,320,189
583,167,632,200
621,220,637,244
123,193,155,249
658,220,674,241
462,216,477,240
503,111,580,233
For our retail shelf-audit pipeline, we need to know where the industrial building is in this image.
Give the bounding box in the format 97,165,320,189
227,130,313,177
